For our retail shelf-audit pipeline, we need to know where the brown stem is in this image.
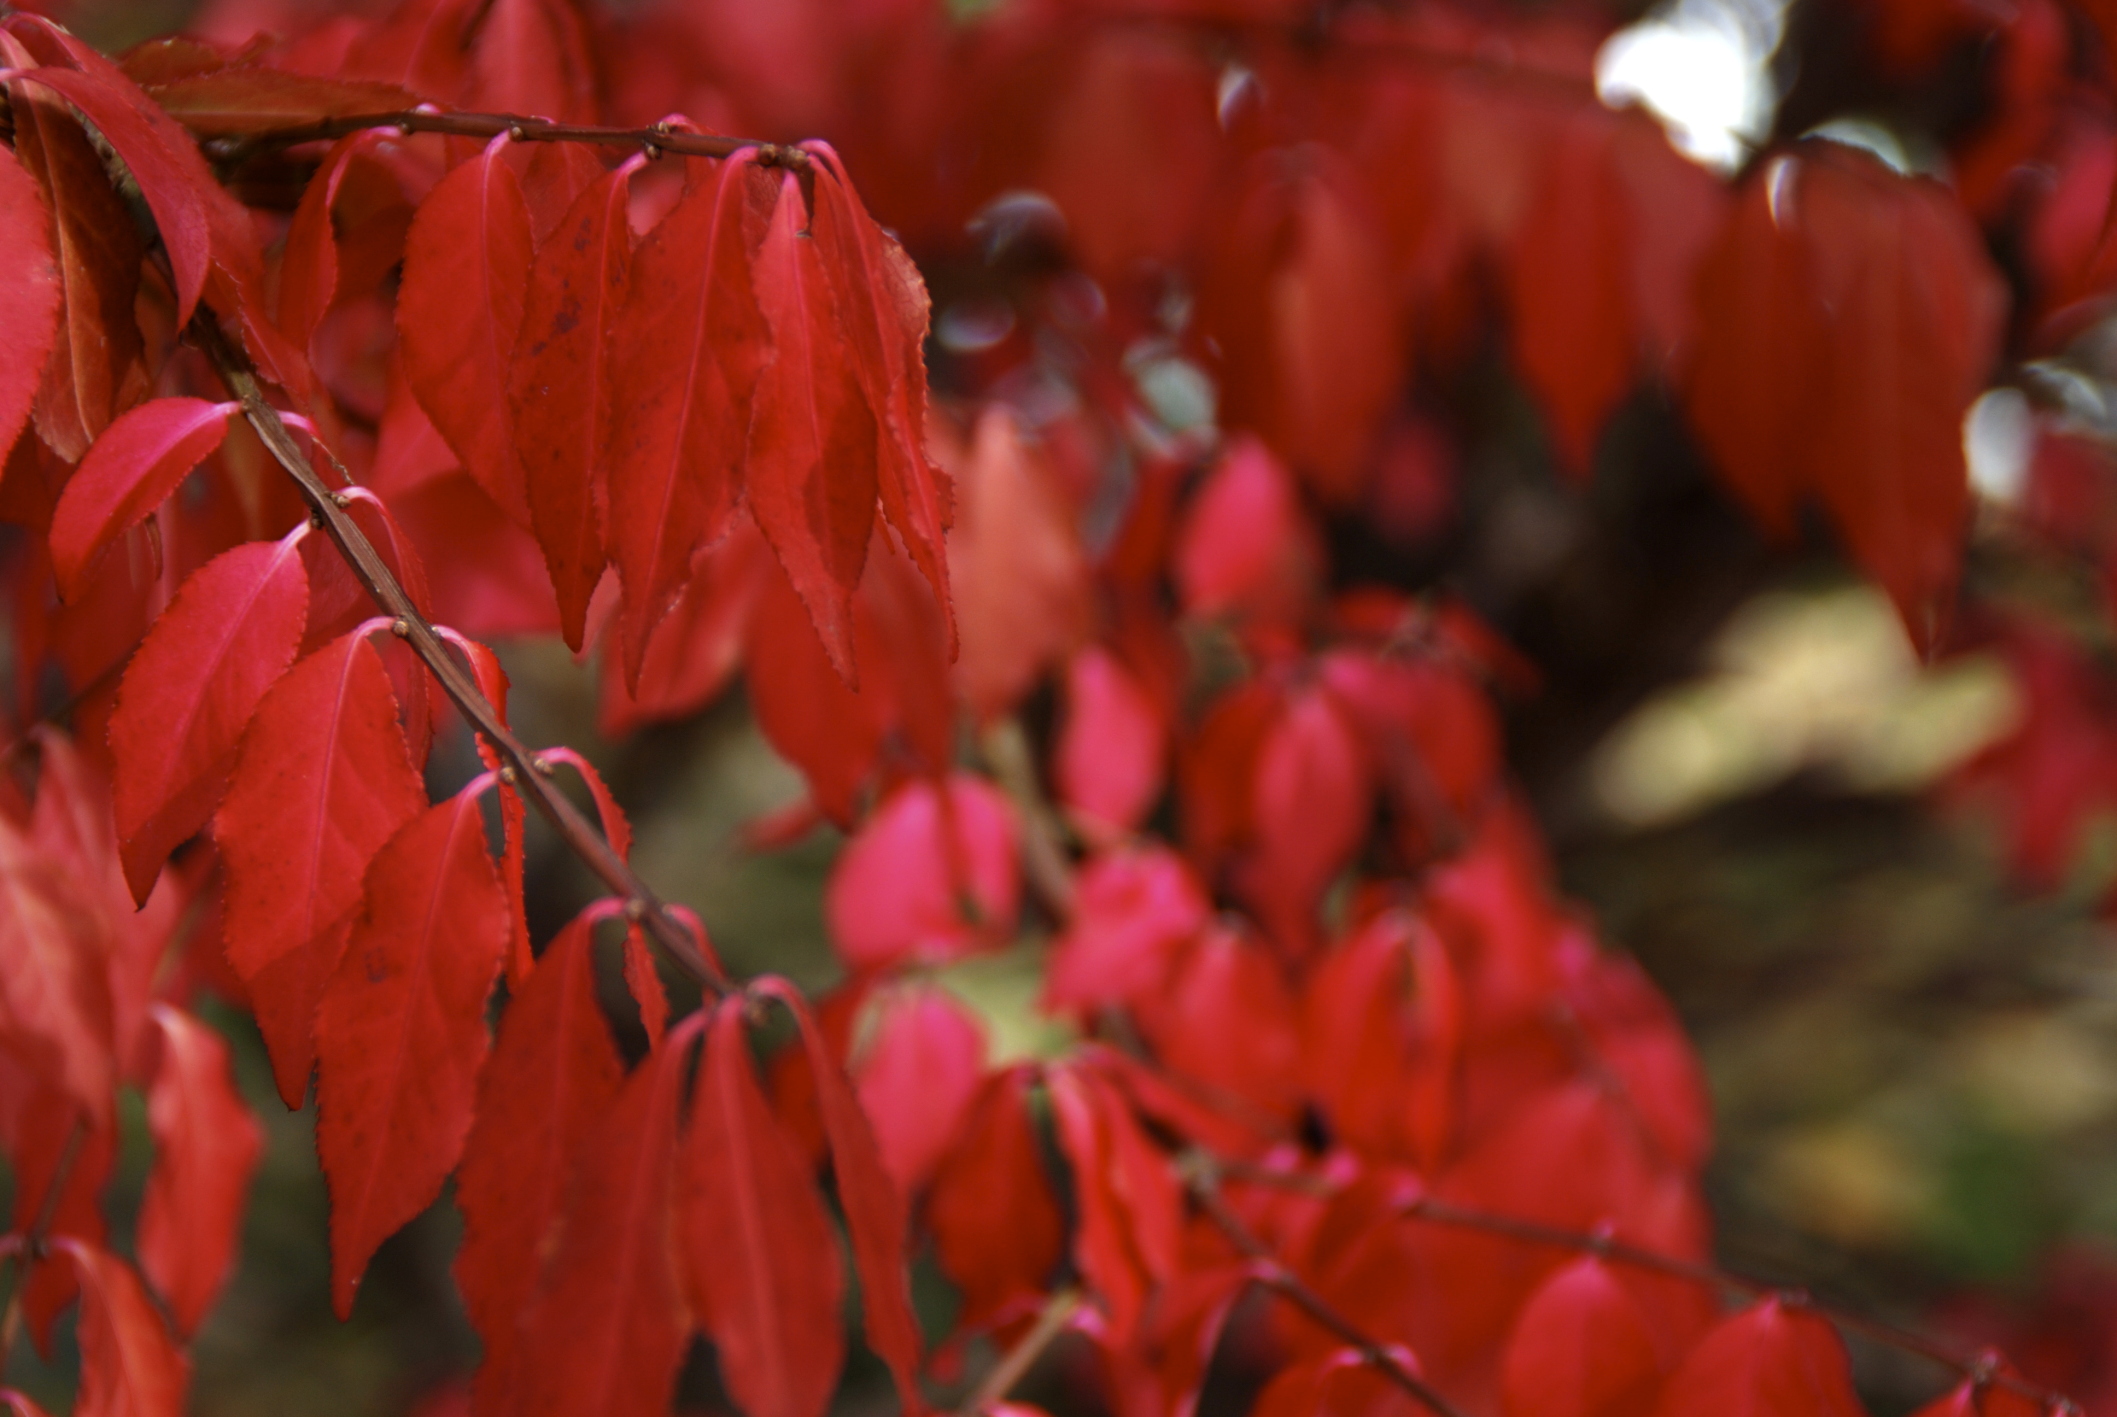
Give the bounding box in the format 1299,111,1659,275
1183,1169,1471,1417
956,1287,1082,1417
203,109,807,170
191,315,729,995
980,719,1076,922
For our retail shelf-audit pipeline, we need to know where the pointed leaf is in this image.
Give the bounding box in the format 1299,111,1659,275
1501,1257,1664,1417
455,911,623,1407
502,1013,696,1417
399,138,535,523
218,631,427,1107
49,398,237,601
0,817,114,1119
137,1004,263,1337
58,1239,189,1417
1055,646,1165,842
316,787,509,1318
1650,1297,1865,1417
510,158,633,649
755,978,925,1414
0,141,61,465
825,773,1021,974
11,82,145,465
14,65,210,323
682,998,847,1417
747,168,880,682
852,983,987,1195
927,1068,1066,1331
604,154,770,686
110,534,309,904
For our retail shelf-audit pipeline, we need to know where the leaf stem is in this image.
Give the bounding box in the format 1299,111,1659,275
956,1287,1083,1417
190,314,731,995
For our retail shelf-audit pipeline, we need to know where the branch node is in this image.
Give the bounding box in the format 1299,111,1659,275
532,755,555,776
497,765,518,786
330,491,352,509
623,898,646,922
641,139,663,161
390,617,411,638
507,123,527,142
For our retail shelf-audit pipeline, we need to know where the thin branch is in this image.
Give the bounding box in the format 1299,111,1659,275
980,718,1076,922
203,109,807,170
956,1287,1083,1417
1182,1167,1471,1417
190,315,730,995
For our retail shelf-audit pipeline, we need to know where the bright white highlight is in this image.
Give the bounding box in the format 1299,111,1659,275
1965,387,2034,507
1595,0,1787,171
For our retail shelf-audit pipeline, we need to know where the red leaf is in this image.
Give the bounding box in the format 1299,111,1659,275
945,406,1088,722
825,772,1020,973
0,141,60,465
57,1239,189,1417
681,998,847,1417
12,65,211,323
455,910,622,1409
1048,1062,1182,1346
1500,1257,1664,1417
218,630,426,1107
0,816,114,1120
604,154,769,687
747,167,880,681
1508,111,1637,479
598,516,770,736
399,137,535,523
804,147,954,644
1042,845,1210,1015
1651,1298,1866,1417
1244,686,1371,950
499,1011,695,1417
278,133,381,355
1197,153,1405,503
1910,1377,2043,1417
137,1003,263,1337
1055,645,1166,843
1,1070,116,1344
142,68,419,135
755,978,925,1414
110,533,310,905
852,982,988,1195
1173,437,1321,627
10,82,146,465
927,1068,1066,1332
1686,143,2006,633
509,157,634,650
49,397,237,601
1136,921,1302,1125
468,0,598,124
316,787,509,1318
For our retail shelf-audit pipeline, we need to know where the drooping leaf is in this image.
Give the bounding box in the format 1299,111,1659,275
944,406,1088,723
804,145,954,643
681,997,847,1417
467,0,598,124
509,157,634,650
58,1239,189,1417
455,910,623,1410
851,982,988,1195
604,153,770,687
1055,645,1166,843
0,141,62,466
109,533,310,904
754,978,925,1414
278,134,382,355
10,64,211,323
1048,1062,1182,1347
927,1068,1066,1332
137,1004,263,1337
49,398,238,601
501,1012,696,1417
10,82,145,465
746,166,880,682
218,629,427,1107
399,136,535,523
0,816,114,1121
316,787,509,1318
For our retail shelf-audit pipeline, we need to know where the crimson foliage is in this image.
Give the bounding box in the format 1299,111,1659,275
0,1,2105,1416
